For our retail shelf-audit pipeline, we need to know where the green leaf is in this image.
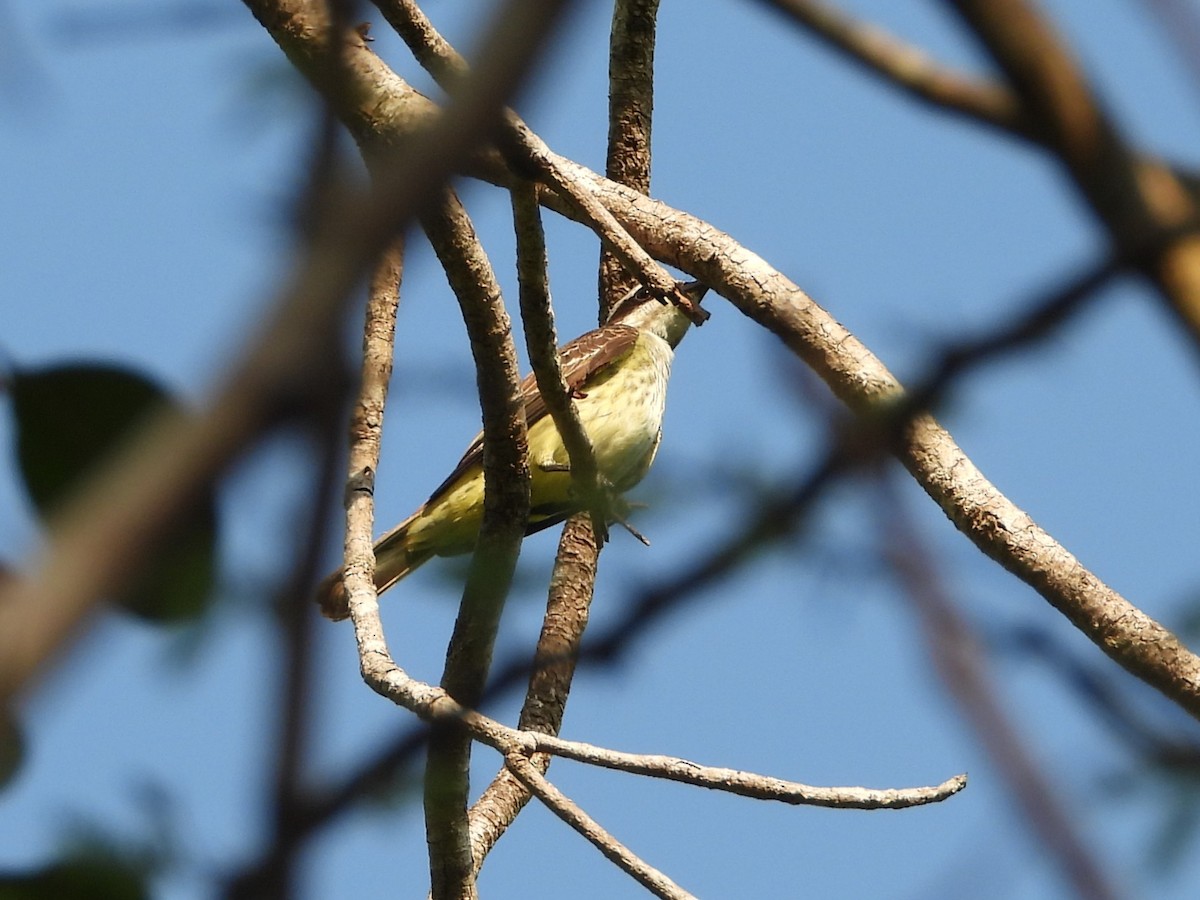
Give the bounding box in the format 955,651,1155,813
8,362,218,623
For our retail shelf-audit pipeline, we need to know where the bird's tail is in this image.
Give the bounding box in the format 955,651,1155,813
316,509,435,621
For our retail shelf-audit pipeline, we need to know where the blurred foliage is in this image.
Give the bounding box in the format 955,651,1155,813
6,362,219,623
0,708,22,793
0,851,148,900
998,620,1200,873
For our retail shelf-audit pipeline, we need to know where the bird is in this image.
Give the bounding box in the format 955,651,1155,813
317,280,709,620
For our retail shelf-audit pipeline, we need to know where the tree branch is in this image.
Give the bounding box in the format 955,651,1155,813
418,189,529,900
466,0,667,865
245,2,578,896
600,0,662,317
354,647,967,809
340,239,404,632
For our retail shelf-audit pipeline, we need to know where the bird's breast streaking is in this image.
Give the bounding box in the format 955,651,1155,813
316,281,707,620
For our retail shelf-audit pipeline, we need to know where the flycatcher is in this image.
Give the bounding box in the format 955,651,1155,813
318,280,708,620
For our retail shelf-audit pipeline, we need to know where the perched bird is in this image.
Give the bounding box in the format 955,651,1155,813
318,280,708,620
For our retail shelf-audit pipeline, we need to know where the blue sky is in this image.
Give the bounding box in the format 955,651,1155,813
4,0,1200,897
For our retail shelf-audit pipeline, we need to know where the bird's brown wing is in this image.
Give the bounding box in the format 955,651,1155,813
422,323,642,507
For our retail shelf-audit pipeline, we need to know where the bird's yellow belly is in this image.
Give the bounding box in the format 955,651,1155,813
530,352,668,492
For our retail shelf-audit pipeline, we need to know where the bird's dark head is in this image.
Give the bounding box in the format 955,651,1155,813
608,280,709,348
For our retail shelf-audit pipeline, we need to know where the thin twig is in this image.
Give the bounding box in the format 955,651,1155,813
346,550,965,897
351,646,967,809
506,754,697,900
461,183,609,869
530,733,967,809
342,239,404,628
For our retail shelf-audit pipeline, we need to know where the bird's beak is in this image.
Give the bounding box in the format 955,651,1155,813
675,280,711,325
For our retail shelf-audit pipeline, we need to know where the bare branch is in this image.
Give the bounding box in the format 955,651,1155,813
605,0,660,197
251,2,577,895
505,754,697,900
350,633,962,893
419,192,531,646
347,609,964,894
519,519,602,729
530,733,967,810
340,240,405,633
468,0,669,863
357,642,967,805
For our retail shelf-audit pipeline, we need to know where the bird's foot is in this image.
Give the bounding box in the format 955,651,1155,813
583,480,650,547
538,462,651,547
